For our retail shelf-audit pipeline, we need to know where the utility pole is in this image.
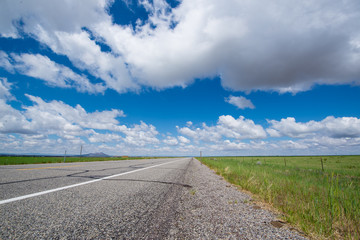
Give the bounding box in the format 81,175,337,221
200,151,202,159
64,150,67,163
80,145,83,157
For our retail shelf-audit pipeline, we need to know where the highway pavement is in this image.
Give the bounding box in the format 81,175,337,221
0,158,192,239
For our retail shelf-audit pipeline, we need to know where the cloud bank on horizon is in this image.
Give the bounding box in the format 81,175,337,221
1,77,360,155
0,0,360,155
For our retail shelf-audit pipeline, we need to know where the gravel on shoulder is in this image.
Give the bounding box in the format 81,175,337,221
167,158,308,240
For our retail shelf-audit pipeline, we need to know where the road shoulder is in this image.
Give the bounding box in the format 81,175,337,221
168,158,308,239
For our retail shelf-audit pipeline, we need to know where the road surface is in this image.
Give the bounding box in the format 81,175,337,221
0,158,191,239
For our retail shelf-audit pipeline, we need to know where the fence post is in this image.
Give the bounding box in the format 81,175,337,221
321,157,324,171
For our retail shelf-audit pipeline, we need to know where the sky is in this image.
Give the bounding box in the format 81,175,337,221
0,0,360,156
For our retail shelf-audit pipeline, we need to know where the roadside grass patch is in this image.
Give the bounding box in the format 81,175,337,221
0,156,163,165
199,156,360,239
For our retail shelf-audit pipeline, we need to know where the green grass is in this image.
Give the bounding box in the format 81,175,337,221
199,156,360,239
0,156,162,165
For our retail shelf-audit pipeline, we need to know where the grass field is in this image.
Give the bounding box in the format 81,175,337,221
0,156,161,165
199,155,360,239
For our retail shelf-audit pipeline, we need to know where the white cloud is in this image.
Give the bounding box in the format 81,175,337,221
175,115,360,155
225,95,255,109
23,94,126,135
276,140,309,150
217,140,249,151
10,53,106,93
0,81,166,154
321,116,360,138
178,115,267,143
0,78,13,100
88,132,122,143
0,0,110,38
122,121,160,147
304,136,360,149
1,80,360,156
217,115,267,139
267,117,321,138
46,31,138,93
178,136,190,144
0,87,163,154
267,116,360,139
0,51,13,72
1,94,360,155
0,99,34,135
163,136,179,146
0,79,34,134
0,1,137,94
1,0,359,93
95,0,360,93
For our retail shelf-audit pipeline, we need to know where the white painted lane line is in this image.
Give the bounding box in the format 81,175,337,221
0,159,185,205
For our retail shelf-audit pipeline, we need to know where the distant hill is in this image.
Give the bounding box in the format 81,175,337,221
82,152,110,157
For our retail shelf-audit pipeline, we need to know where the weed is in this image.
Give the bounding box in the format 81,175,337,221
190,189,196,195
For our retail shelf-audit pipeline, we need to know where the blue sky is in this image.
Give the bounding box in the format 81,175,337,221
0,0,360,156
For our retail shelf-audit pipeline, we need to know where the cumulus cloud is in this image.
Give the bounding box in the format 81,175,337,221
1,0,360,93
178,115,267,143
162,135,190,146
266,117,321,138
178,136,190,144
88,132,122,143
0,0,110,38
0,81,127,141
174,115,360,155
95,0,360,93
0,98,34,134
0,85,163,154
163,136,179,146
267,116,360,139
1,88,360,154
215,140,249,151
122,121,160,146
24,94,126,134
225,96,255,109
0,79,34,134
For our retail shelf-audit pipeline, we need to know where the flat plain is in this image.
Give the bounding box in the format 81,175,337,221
0,156,161,165
199,155,360,239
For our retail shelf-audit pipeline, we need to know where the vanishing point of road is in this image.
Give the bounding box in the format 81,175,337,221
0,158,191,239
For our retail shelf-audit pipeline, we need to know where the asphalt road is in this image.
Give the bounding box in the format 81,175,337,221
0,158,192,239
